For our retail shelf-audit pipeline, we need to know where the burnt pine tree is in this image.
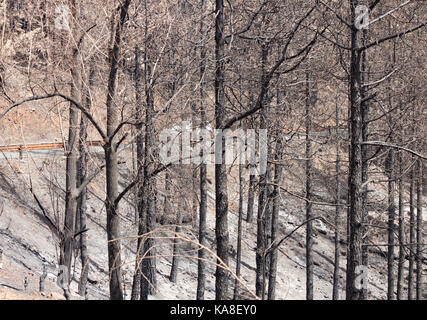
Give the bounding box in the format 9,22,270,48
396,148,404,300
267,68,284,301
77,60,95,297
131,45,143,301
408,158,415,300
416,159,423,300
196,0,208,301
140,6,157,298
332,95,341,300
305,71,314,300
62,0,81,283
214,0,230,300
255,43,270,300
104,0,132,300
347,0,369,300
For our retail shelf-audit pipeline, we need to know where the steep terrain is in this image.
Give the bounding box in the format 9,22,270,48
1,140,424,300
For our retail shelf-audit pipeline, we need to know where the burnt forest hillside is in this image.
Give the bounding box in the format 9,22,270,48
0,0,426,301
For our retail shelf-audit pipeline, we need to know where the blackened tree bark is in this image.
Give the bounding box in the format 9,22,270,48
169,203,182,283
267,137,283,300
305,71,313,301
246,89,256,224
233,152,244,300
131,45,143,301
214,0,229,300
247,170,256,223
264,165,274,283
77,60,95,298
386,41,396,300
416,159,423,300
346,0,367,300
168,49,180,284
104,0,131,300
408,161,415,300
233,72,245,300
246,89,257,223
332,96,341,300
267,71,284,300
196,0,208,300
140,41,157,300
396,150,404,300
360,50,369,302
386,147,395,300
255,44,270,299
62,0,80,281
163,89,174,224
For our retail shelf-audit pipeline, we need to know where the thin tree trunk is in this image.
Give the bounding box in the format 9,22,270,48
196,0,207,300
386,147,395,300
396,150,404,300
233,72,245,300
131,45,143,301
104,0,131,300
346,0,367,300
246,87,256,225
247,171,256,223
214,0,229,300
360,45,370,302
415,159,423,300
264,163,274,284
140,49,157,300
332,96,341,300
267,135,283,300
386,40,396,300
62,0,80,284
233,159,244,300
246,88,256,225
305,71,313,300
255,44,270,300
77,61,95,298
267,69,284,301
408,162,415,300
169,205,182,283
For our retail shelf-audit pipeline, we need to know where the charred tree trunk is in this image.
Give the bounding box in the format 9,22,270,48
62,0,80,282
140,51,157,300
385,41,396,300
305,72,314,301
416,159,423,300
247,170,256,223
360,56,369,301
246,88,256,224
169,204,182,283
255,44,270,300
233,155,244,300
77,61,95,298
196,0,208,300
408,162,415,300
386,147,395,300
332,96,341,300
214,0,229,300
131,45,143,301
267,71,284,300
267,135,283,300
396,150,404,300
346,0,367,300
104,0,131,300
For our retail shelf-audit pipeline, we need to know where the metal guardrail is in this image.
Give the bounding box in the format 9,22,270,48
0,141,104,159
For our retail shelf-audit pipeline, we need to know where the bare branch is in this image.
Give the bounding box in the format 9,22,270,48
362,141,427,160
360,20,427,51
